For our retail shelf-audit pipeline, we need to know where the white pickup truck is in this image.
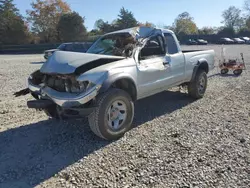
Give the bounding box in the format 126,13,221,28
15,26,215,140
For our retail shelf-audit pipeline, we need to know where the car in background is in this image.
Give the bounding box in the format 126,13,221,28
217,38,235,44
44,42,93,60
233,38,245,44
196,39,208,45
240,37,250,44
186,39,197,45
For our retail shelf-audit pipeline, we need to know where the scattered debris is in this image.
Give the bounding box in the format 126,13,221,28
240,138,246,143
0,109,9,114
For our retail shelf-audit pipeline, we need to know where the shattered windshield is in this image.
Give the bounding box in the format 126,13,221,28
87,33,136,57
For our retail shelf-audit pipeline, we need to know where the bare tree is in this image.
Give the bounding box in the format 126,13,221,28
221,6,244,30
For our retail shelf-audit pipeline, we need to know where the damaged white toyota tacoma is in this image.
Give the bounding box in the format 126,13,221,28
14,26,215,140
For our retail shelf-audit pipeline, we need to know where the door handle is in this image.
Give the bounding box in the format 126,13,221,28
163,61,170,65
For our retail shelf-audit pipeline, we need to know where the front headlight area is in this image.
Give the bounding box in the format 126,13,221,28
28,70,45,86
43,74,93,94
28,71,107,97
76,71,108,93
65,79,95,94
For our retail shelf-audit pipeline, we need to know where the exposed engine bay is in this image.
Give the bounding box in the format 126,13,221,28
29,70,93,94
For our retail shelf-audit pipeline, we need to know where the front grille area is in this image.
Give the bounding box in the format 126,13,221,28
44,74,89,93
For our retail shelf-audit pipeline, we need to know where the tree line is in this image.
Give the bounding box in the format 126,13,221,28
1,0,250,45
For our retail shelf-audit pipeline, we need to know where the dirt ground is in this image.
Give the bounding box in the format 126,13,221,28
0,45,249,188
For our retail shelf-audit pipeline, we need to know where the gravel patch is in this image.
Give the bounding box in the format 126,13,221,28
0,45,249,188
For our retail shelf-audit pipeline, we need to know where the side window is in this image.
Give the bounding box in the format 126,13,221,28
64,44,73,51
140,36,165,59
73,44,85,52
164,33,179,54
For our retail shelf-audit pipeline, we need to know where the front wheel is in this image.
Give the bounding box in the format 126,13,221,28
88,88,134,140
233,69,242,76
188,70,208,99
221,68,229,74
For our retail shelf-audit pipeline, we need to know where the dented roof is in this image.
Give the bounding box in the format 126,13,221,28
104,26,174,40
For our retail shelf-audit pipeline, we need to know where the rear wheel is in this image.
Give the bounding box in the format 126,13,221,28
233,69,242,76
188,70,207,99
221,68,229,74
88,88,134,140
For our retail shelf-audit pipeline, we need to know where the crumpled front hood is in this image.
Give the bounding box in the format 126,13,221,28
40,51,125,75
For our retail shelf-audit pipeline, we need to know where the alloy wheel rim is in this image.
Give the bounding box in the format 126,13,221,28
107,100,127,130
198,75,206,94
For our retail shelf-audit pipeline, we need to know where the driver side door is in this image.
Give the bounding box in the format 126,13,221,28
137,36,173,99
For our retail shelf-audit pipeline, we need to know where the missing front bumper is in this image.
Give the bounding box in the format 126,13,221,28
27,99,96,117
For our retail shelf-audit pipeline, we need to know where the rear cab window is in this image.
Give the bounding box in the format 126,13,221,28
164,33,179,54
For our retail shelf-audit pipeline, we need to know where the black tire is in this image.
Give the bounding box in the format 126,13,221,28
188,69,208,99
221,68,229,74
88,88,134,140
233,69,242,76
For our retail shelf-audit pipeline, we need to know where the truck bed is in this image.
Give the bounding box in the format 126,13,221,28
182,49,215,82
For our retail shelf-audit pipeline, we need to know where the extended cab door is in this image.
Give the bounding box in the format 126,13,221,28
163,33,185,84
136,35,173,98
